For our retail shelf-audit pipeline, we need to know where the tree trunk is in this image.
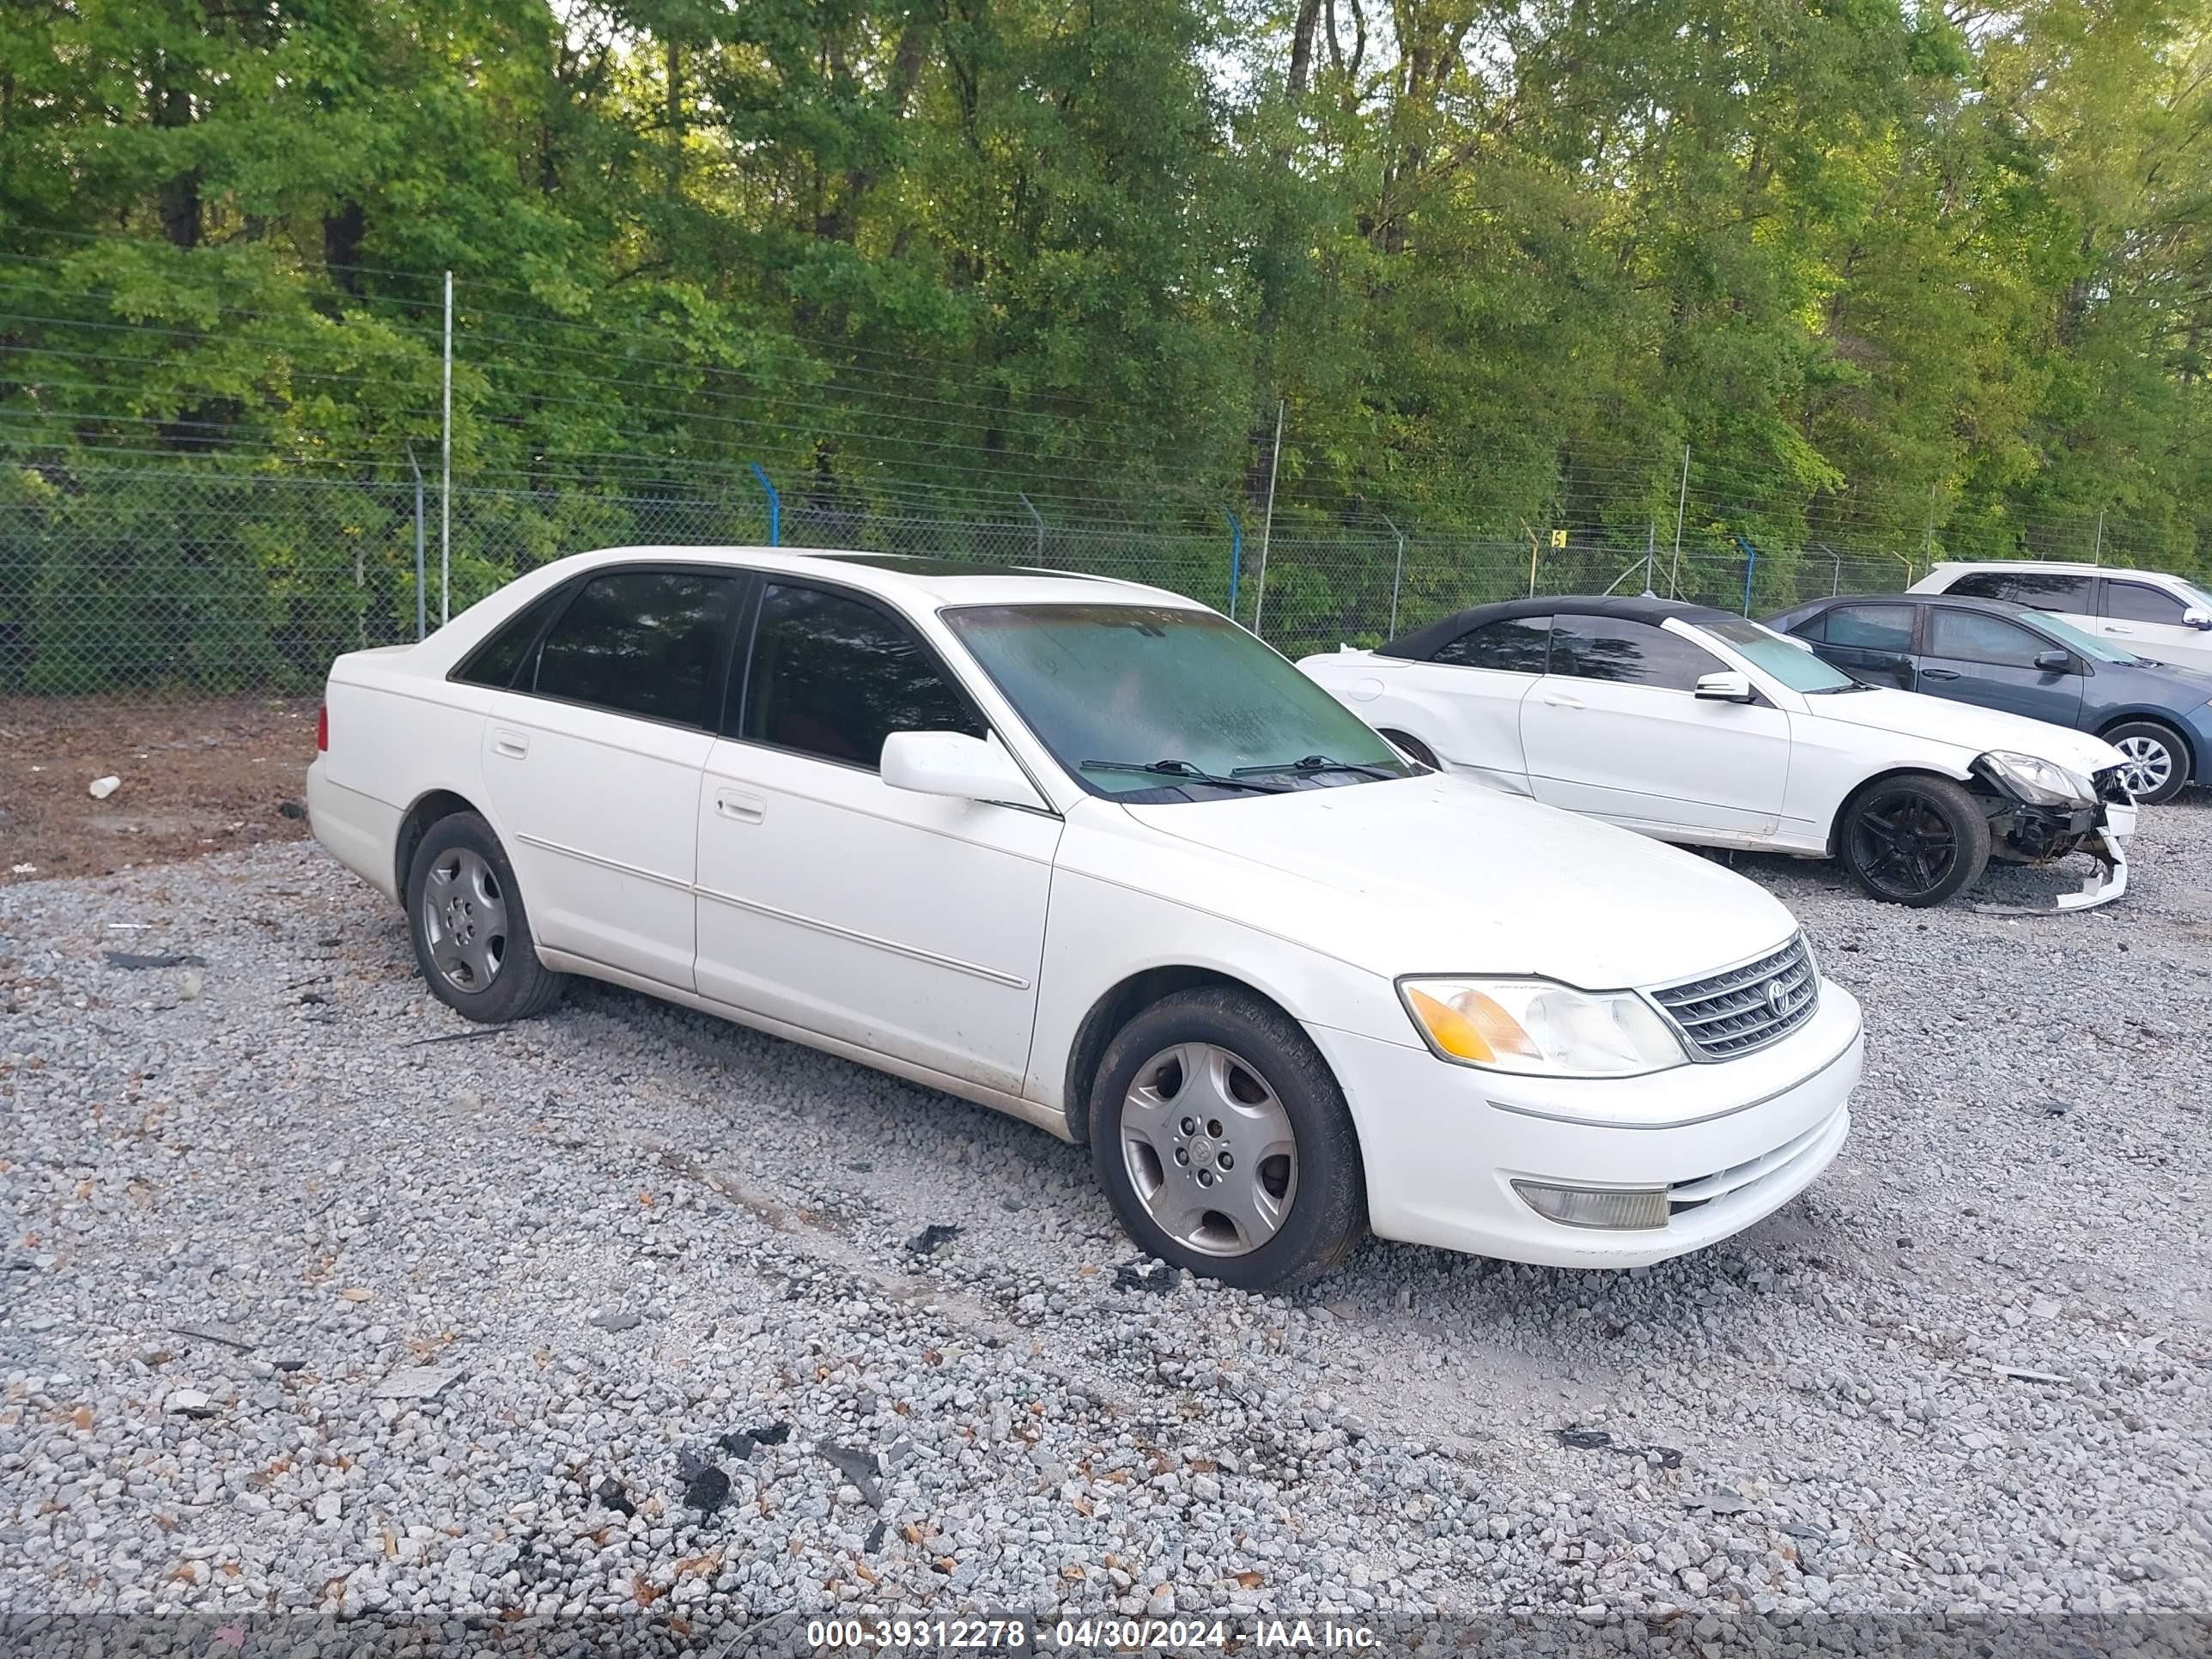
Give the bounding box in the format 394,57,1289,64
1289,0,1322,96
323,201,366,294
155,82,200,250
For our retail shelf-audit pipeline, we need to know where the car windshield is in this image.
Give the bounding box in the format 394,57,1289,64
2029,609,2140,664
941,603,1418,800
1694,615,1863,692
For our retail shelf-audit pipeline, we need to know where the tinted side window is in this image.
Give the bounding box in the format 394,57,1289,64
741,582,983,767
1927,609,2049,668
532,570,737,724
1548,616,1721,691
454,586,568,689
1431,616,1551,672
1948,569,2092,608
2102,580,2186,623
1823,604,1916,653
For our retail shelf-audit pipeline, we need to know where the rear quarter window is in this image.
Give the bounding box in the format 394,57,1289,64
452,586,570,689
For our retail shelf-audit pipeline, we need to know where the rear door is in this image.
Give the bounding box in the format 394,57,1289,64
2097,576,2212,672
1519,614,1790,835
1917,606,2086,726
479,566,740,990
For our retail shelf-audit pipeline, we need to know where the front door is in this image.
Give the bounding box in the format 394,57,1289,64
1916,606,2086,726
693,578,1059,1095
1520,613,1790,835
479,567,739,990
2097,577,2212,673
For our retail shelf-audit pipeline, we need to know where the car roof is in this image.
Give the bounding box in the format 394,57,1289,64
536,544,1207,611
1787,592,2050,621
1376,593,1739,660
1929,559,2186,583
1927,558,2103,574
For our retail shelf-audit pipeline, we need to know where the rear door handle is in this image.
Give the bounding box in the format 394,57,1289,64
1919,668,1960,681
1539,691,1586,709
491,728,530,759
714,788,766,824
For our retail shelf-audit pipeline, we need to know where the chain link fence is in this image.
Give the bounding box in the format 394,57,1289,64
0,455,1941,695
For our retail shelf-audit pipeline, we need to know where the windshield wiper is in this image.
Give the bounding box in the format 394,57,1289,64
1231,754,1401,780
1080,758,1291,794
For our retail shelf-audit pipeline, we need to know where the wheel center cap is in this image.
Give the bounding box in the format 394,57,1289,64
1188,1135,1220,1172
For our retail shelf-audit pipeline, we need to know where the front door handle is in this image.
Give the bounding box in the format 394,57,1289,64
714,788,766,824
1919,667,1960,680
1539,691,1586,709
491,728,530,759
2105,624,2136,635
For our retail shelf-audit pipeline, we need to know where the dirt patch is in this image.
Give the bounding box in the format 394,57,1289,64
0,696,317,883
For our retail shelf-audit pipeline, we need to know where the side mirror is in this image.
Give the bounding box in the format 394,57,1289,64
880,731,1046,810
2185,605,2212,630
1693,671,1755,702
2034,649,2073,672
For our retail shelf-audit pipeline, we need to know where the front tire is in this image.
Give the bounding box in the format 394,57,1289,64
1838,774,1990,908
1378,728,1440,769
1089,988,1364,1292
404,811,567,1024
2103,720,2190,805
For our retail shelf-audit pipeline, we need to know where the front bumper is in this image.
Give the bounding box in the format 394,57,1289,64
1989,770,2134,912
1305,983,1862,1269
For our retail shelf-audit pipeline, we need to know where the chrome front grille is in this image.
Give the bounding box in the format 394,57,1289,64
1650,935,1819,1060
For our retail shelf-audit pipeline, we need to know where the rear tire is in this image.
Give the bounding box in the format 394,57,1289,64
1089,988,1364,1292
404,811,567,1024
1838,774,1990,908
2102,720,2190,805
1377,728,1440,770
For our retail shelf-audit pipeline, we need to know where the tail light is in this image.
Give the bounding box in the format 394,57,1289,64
317,704,329,752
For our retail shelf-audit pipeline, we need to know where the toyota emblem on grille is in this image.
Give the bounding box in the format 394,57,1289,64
1765,978,1790,1017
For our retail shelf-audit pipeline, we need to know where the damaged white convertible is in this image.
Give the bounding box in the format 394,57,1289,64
1299,597,2137,910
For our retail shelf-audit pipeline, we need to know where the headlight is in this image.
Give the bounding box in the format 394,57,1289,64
1978,750,2094,807
1398,976,1688,1078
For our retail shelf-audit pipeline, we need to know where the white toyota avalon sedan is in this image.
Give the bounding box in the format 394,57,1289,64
1300,597,2137,910
308,548,1862,1289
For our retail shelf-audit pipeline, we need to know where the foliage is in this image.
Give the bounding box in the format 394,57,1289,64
8,0,2212,681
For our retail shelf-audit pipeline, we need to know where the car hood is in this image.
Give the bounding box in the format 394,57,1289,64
1112,775,1800,990
1802,688,2124,773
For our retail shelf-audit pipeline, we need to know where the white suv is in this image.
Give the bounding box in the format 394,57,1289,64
1909,561,2212,673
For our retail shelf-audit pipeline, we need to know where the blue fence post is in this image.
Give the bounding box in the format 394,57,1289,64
748,462,781,547
1222,505,1243,619
1735,534,1759,615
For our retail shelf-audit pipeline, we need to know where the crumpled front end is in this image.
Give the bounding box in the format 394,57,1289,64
1982,763,2136,912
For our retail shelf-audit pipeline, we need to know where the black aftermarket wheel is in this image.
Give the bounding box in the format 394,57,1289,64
1838,774,1990,908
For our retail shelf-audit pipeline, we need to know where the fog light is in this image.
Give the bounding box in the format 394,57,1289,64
1511,1181,1669,1231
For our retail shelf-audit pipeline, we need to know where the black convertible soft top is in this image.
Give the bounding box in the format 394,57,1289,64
1376,594,1739,660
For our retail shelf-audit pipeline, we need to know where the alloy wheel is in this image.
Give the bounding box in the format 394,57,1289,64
1848,788,1960,902
2114,734,2174,799
422,847,508,991
1120,1042,1298,1257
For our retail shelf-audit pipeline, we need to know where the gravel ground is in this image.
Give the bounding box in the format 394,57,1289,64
3,801,2209,1642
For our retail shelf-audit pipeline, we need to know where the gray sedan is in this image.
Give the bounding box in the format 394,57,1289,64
1765,593,2212,804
